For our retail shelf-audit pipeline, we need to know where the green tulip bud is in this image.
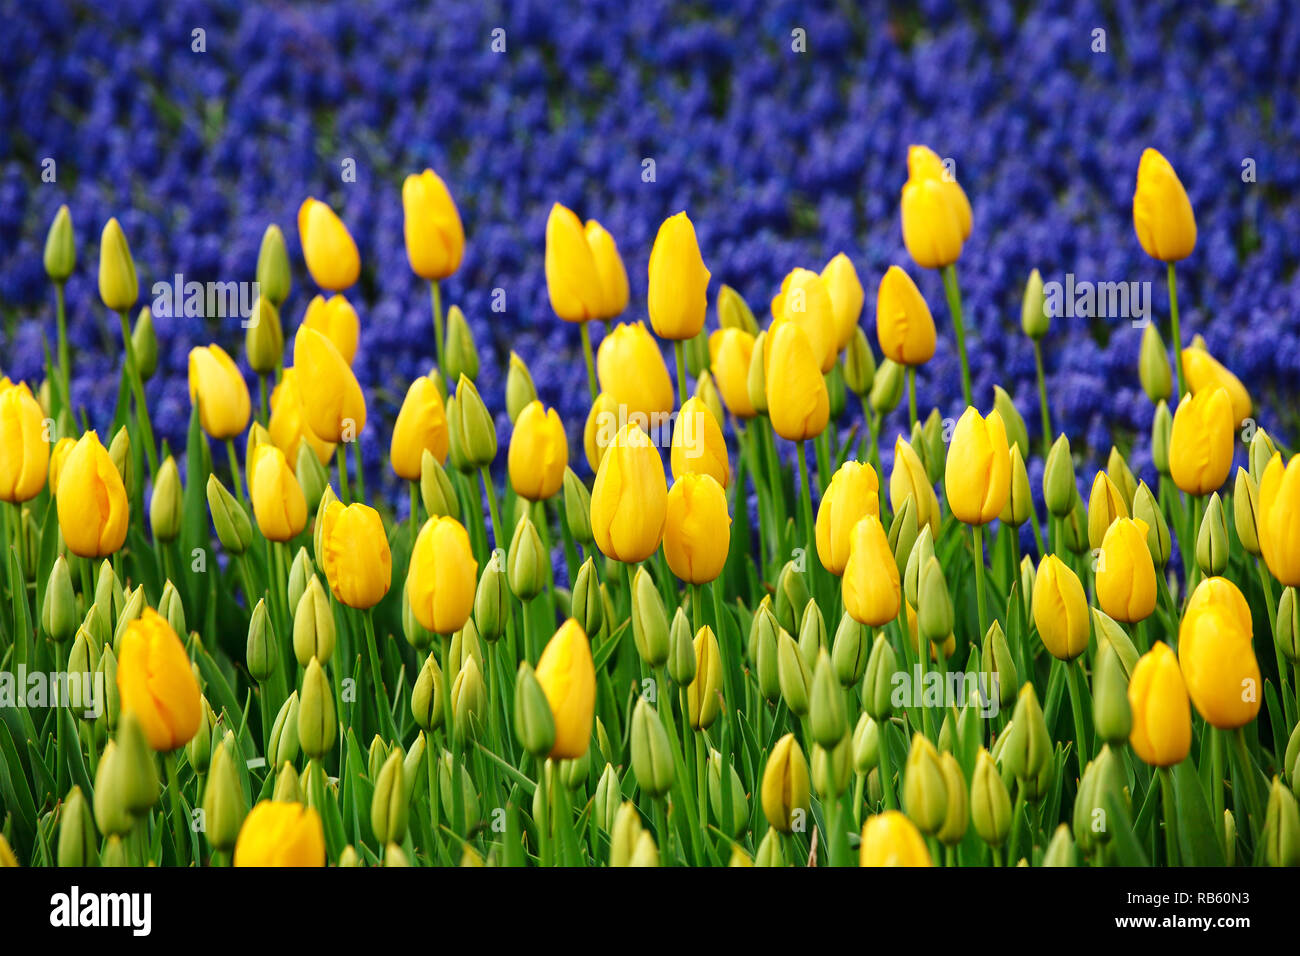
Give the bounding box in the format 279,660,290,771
1196,491,1229,577
1021,268,1048,339
270,762,300,804
44,204,76,281
1062,494,1089,554
185,697,213,774
98,217,138,312
824,362,846,421
777,629,812,717
746,330,769,414
1250,428,1277,486
255,223,292,305
754,827,784,867
419,449,458,520
970,748,1011,847
1131,481,1170,568
444,305,480,383
631,566,670,668
507,513,546,601
570,557,603,639
1003,684,1051,796
842,327,876,396
514,662,556,759
630,698,675,798
293,576,335,668
472,550,506,642
981,619,1017,710
107,426,133,502
505,351,538,423
246,598,275,682
852,713,879,773
267,691,300,767
1264,777,1300,867
862,633,897,721
1073,744,1126,853
1152,401,1172,475
290,442,326,512
707,749,748,837
111,585,144,654
1106,447,1138,510
1233,467,1261,557
129,306,158,381
57,785,98,867
1041,823,1076,867
451,656,486,744
1138,322,1172,402
717,283,758,335
831,612,869,686
450,375,496,469
148,455,183,542
1277,588,1300,663
594,763,621,833
869,358,905,414
993,385,1030,461
42,555,76,643
411,653,445,733
997,444,1033,527
749,601,781,701
1093,640,1132,745
903,734,948,835
92,743,134,837
809,649,848,748
935,752,969,847
920,409,945,483
371,749,408,845
401,586,433,651
797,600,827,669
560,750,591,791
609,801,643,867
286,548,314,613
774,560,810,635
448,617,484,678
812,733,853,799
908,421,929,483
245,296,284,375
562,467,593,545
298,657,337,760
202,740,247,852
667,607,696,686
917,557,954,647
95,644,120,732
206,474,253,554
1285,723,1300,790
1043,434,1076,517
116,711,160,814
888,494,920,579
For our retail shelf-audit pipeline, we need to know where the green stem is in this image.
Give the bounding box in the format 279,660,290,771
674,340,688,406
971,524,989,642
480,466,503,549
162,752,188,864
1167,263,1185,400
225,438,245,507
1158,766,1178,865
579,321,599,403
336,442,350,503
1065,658,1090,776
796,441,816,577
409,482,421,553
906,366,918,431
940,265,973,409
430,280,446,374
118,309,159,478
1033,339,1052,459
55,282,71,404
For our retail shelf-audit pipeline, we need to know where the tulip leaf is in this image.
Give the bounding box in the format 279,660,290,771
178,404,212,620
1172,759,1225,866
58,708,93,804
592,618,629,671
1104,791,1150,866
1264,680,1286,763
0,717,38,837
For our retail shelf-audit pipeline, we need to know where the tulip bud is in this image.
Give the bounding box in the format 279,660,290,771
513,662,556,759
970,748,1012,847
831,612,868,686
917,556,954,647
777,629,812,717
451,656,486,743
1138,322,1172,402
246,599,275,682
184,697,213,775
470,550,506,643
1073,745,1126,853
107,426,133,503
888,494,919,577
411,654,445,732
292,576,335,668
869,358,905,414
1003,684,1052,796
842,327,876,396
98,218,138,312
44,204,76,281
591,764,621,834
505,352,538,423
450,376,497,469
761,732,810,833
1263,777,1300,867
560,468,593,546
1196,492,1229,577
56,785,98,867
706,750,748,837
999,445,1033,526
630,567,670,668
1039,823,1077,867
92,743,135,837
901,734,947,835
754,828,784,866
1278,588,1300,663
1093,640,1133,746
774,560,810,635
630,698,675,797
1021,269,1048,340
371,749,408,846
262,693,299,769
1043,435,1076,517
144,455,183,543
863,634,897,722
1087,472,1128,552
667,608,695,686
206,474,253,554
797,600,827,668
507,514,546,600
980,620,1017,710
609,801,644,867
252,223,291,306
1131,481,1171,568
1092,607,1140,676
116,711,160,813
298,657,337,760
1232,467,1261,556
41,555,76,643
990,386,1030,461
1151,400,1172,474
745,329,769,414
1249,428,1277,485
444,305,480,383
202,740,247,852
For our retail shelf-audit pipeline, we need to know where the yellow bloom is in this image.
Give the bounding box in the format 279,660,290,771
269,368,335,466
188,344,251,440
820,252,865,350
0,381,49,502
708,328,756,419
1033,555,1089,660
319,501,391,609
298,197,360,291
647,211,710,340
1259,452,1300,586
1179,602,1261,730
842,514,901,627
292,327,367,444
900,145,970,270
686,624,723,729
764,322,829,442
945,407,1010,525
1127,642,1191,767
406,516,477,634
250,445,307,542
815,461,880,576
670,396,729,489
535,619,596,759
56,431,128,558
1132,148,1196,263
544,203,603,322
761,733,809,833
1185,575,1252,635
891,437,940,537
585,219,629,319
116,608,201,751
596,322,675,423
663,473,731,585
583,391,620,473
508,400,568,500
1087,471,1130,551
402,168,464,281
1169,387,1233,496
875,265,935,366
1096,517,1156,623
1181,345,1250,426
48,436,74,496
234,801,325,867
770,268,837,372
860,810,932,866
301,294,360,366
590,424,667,564
390,375,449,481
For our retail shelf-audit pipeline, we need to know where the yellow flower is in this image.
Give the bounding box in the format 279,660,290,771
56,431,128,558
406,516,477,634
1179,602,1261,730
1132,148,1196,263
1087,471,1130,551
402,168,464,281
1127,642,1191,767
842,514,901,627
670,396,729,489
508,400,568,500
647,211,710,340
250,445,307,542
97,217,138,312
1181,344,1250,426
1259,452,1300,586
585,219,629,319
544,203,627,322
48,436,74,496
815,461,880,576
820,252,865,349
1033,555,1089,660
900,145,971,270
298,197,360,291
1096,517,1156,623
875,265,935,366
596,322,675,423
233,801,325,867
0,380,49,502
764,322,829,442
390,375,449,481
761,733,809,833
301,294,360,366
188,344,251,440
319,500,391,609
116,608,202,751
269,368,335,466
890,437,940,537
663,473,731,585
1185,575,1252,635
535,619,596,759
708,328,757,419
292,327,367,444
686,624,723,730
590,423,667,564
583,391,621,474
770,268,837,373
1169,387,1233,496
860,810,932,866
945,407,1010,525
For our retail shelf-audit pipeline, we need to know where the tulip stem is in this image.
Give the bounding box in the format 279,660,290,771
480,466,503,549
971,524,989,644
54,281,71,405
1157,766,1179,865
1032,340,1052,459
351,438,367,502
1255,561,1294,726
430,280,446,374
1065,659,1091,775
940,265,973,409
906,366,918,431
1167,264,1185,399
1231,727,1264,838
258,374,270,424
117,309,159,479
674,340,688,405
409,482,421,552
162,752,189,865
336,443,350,503
579,322,599,403
796,442,816,581
225,438,245,507
876,708,896,810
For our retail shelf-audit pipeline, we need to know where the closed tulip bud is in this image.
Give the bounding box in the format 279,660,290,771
849,714,880,774
623,566,669,669
261,694,299,769
104,426,132,503
57,785,98,867
287,576,332,668
1125,641,1192,767
917,556,954,646
843,514,901,628
888,495,920,578
1042,434,1076,517
631,698,675,797
1170,388,1234,495
751,610,782,702
450,656,486,742
1033,555,1090,660
1264,777,1300,867
1127,481,1169,569
1250,429,1277,486
606,800,645,867
1033,823,1075,867
832,612,869,685
980,620,1017,710
863,633,897,721
411,654,444,733
369,749,408,845
185,343,252,441
1232,468,1261,556
900,145,970,269
143,455,182,543
239,295,282,375
1179,603,1261,730
44,204,76,281
1195,492,1229,576
594,331,673,430
1073,744,1127,852
184,697,213,774
1138,322,1173,402
992,444,1031,527
661,472,731,586
57,431,128,558
1095,517,1157,623
115,711,161,813
298,295,360,368
902,734,948,835
707,750,748,837
388,378,449,483
116,609,201,752
248,444,307,543
647,211,710,340
969,749,1012,848
860,809,932,867
812,733,853,799
774,560,811,635
97,217,138,311
933,752,969,847
448,620,483,678
443,305,480,384
590,423,667,563
1133,148,1197,262
890,437,939,537
711,284,755,338
820,252,865,349
234,800,326,867
91,743,134,837
796,599,828,668
1088,641,1131,747
764,322,829,442
809,649,847,747
506,513,546,601
1087,472,1128,551
544,203,604,321
318,500,392,609
1014,269,1047,341
252,223,292,305
815,461,880,576
498,354,537,427
41,555,76,643
244,598,275,681
412,453,456,524
1147,401,1172,477
402,168,464,280
762,732,810,833
565,557,602,641
299,657,337,760
512,662,557,759
983,386,1026,461
776,629,811,717
505,400,568,502
1259,452,1300,586
47,435,73,496
667,607,696,686
1004,683,1052,788
1278,588,1300,663
535,619,596,759
869,358,906,418
298,197,359,291
202,741,247,852
592,764,622,833
292,327,366,444
708,328,757,420
270,762,301,805
686,625,723,730
874,265,935,366
670,395,728,486
744,328,770,415
206,474,252,555
835,328,876,402
112,585,144,650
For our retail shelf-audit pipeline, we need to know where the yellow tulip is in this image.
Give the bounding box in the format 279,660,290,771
56,431,128,558
233,801,326,867
647,211,710,340
269,368,335,466
585,219,629,319
663,473,731,585
875,265,935,366
761,733,809,833
890,437,940,536
1095,517,1156,623
1181,345,1250,426
900,145,971,270
596,322,675,423
815,461,880,575
508,400,568,500
1179,602,1261,730
319,500,391,609
860,810,933,866
1169,387,1233,496
944,407,1010,525
1087,471,1130,551
1132,148,1196,263
1033,555,1089,660
292,327,367,443
0,381,49,502
298,197,360,291
188,344,251,440
686,624,723,729
544,203,603,322
770,268,837,372
116,608,202,751
708,328,756,419
250,445,307,542
1127,642,1191,767
1185,575,1252,636
764,322,829,442
821,252,865,350
406,516,477,634
590,423,667,564
48,436,74,495
670,396,729,489
534,619,596,759
402,168,464,281
390,375,450,481
583,391,621,473
842,514,901,627
97,217,138,312
1259,452,1300,586
301,294,360,366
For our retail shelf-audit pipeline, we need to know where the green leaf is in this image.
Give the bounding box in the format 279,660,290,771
1173,759,1226,866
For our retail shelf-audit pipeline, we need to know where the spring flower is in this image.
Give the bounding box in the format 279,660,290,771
708,328,757,419
534,619,596,759
770,268,837,372
508,400,568,500
1095,518,1156,623
406,516,477,634
1185,576,1252,636
116,608,202,751
764,322,829,442
544,203,625,322
1258,453,1300,586
670,396,729,488
596,322,675,422
1033,555,1089,660
590,423,667,563
250,445,307,542
319,501,391,609
585,220,629,319
584,391,621,473
403,168,464,281
663,473,731,585
298,197,360,291
48,436,74,495
900,145,971,270
188,344,252,440
875,265,935,366
269,368,335,466
891,437,940,536
1127,641,1191,767
301,294,360,366
815,461,880,576
1179,602,1261,730
292,327,367,443
1087,471,1130,551
843,514,901,627
1181,344,1251,426
97,217,138,312
821,252,865,349
687,625,723,730
647,211,710,340
57,431,128,558
1169,387,1233,496
234,801,326,867
761,733,809,833
945,407,1010,525
0,380,49,502
391,375,450,481
860,810,932,866
1132,148,1196,263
